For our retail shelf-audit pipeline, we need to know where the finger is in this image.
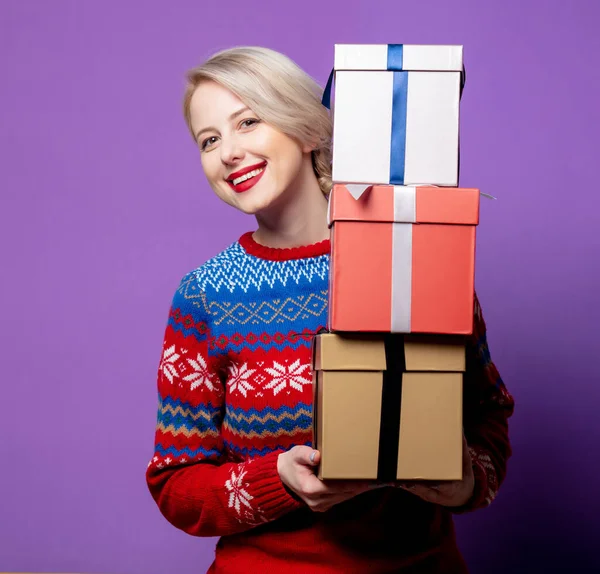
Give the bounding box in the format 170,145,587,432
312,501,335,513
462,433,473,465
321,480,375,493
292,446,321,467
301,474,330,497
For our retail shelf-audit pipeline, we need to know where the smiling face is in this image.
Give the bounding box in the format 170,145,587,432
189,81,313,215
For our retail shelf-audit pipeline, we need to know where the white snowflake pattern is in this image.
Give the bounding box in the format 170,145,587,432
159,344,181,383
469,447,498,506
264,359,311,395
242,509,268,526
227,363,256,397
225,467,254,515
182,353,216,392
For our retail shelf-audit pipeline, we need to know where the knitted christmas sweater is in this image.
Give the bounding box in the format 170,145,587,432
146,232,514,574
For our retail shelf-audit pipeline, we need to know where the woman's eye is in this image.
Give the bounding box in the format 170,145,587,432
240,118,260,129
201,136,218,151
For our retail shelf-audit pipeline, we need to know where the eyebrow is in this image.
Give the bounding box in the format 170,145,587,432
194,106,251,142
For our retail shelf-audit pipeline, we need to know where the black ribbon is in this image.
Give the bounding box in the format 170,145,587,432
377,334,406,481
321,68,334,109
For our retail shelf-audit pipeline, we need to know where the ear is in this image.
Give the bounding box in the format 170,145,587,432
302,137,320,154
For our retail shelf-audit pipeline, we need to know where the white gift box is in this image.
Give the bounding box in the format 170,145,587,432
329,44,463,187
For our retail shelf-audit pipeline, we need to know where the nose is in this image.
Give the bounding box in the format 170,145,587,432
220,133,244,166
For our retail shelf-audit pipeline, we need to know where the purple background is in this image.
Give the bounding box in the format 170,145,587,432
1,0,598,572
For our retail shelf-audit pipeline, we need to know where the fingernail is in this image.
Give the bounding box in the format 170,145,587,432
309,451,316,462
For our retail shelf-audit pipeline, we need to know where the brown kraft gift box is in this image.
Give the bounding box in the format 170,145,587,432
311,332,464,481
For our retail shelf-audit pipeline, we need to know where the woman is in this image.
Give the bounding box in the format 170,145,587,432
146,46,514,573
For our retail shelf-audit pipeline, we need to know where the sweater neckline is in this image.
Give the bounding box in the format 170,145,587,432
238,231,331,261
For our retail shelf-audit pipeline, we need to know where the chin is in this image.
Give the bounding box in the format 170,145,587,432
234,191,283,216
235,204,262,216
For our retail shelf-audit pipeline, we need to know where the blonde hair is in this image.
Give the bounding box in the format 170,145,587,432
183,46,333,195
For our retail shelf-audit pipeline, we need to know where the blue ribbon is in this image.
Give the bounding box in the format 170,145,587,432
390,71,408,185
387,44,404,70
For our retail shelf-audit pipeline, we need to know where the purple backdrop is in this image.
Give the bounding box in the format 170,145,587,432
1,0,598,572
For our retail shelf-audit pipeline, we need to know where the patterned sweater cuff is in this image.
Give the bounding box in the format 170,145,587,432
448,445,499,514
245,451,305,521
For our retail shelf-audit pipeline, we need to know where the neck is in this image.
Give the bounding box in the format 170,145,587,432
252,156,329,249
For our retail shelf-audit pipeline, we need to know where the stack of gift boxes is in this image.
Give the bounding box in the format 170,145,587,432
311,44,481,483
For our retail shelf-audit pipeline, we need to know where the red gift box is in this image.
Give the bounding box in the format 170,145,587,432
328,184,480,334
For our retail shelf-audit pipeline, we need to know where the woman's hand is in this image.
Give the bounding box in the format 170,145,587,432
398,434,475,508
277,446,384,512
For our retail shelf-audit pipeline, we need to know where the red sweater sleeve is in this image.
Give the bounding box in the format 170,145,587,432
146,275,302,537
451,292,515,513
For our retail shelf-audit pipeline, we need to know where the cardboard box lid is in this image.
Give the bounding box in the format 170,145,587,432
329,185,480,226
313,333,466,372
404,335,466,372
312,333,387,371
334,44,463,72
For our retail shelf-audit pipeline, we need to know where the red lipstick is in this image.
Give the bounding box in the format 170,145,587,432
226,161,267,194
